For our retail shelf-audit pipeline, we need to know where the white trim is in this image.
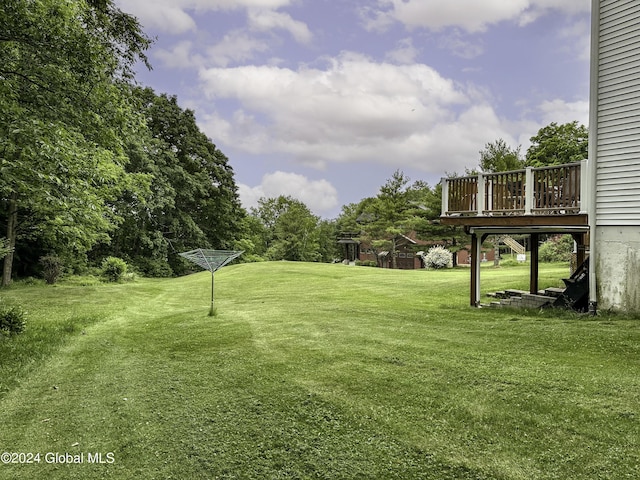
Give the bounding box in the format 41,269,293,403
588,0,600,308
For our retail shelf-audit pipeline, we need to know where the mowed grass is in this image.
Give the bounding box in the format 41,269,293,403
0,262,638,479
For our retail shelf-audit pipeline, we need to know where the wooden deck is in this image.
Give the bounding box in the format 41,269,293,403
440,161,588,228
439,161,590,307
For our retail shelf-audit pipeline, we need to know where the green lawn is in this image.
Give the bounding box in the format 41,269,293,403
0,262,638,479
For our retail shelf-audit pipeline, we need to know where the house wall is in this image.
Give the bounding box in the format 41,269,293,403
456,248,495,265
358,251,422,269
591,0,640,311
595,227,640,310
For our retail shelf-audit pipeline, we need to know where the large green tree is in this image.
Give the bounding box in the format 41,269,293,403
316,219,340,263
478,139,524,173
0,0,152,285
356,170,422,269
525,121,588,167
412,181,469,266
250,196,323,262
107,88,244,275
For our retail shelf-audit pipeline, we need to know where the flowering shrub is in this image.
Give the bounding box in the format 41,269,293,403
423,246,453,269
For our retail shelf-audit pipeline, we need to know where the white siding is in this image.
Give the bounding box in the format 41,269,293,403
596,0,640,225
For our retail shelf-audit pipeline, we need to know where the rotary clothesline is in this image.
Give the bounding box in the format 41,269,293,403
179,249,243,315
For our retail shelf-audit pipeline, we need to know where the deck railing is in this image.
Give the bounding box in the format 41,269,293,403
441,161,587,217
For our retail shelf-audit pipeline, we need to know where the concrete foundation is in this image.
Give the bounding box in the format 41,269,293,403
595,226,640,311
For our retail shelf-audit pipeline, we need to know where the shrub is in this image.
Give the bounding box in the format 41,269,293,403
39,254,64,284
0,303,26,336
539,235,573,263
131,257,173,277
356,260,378,267
499,258,525,267
423,246,453,269
101,256,128,282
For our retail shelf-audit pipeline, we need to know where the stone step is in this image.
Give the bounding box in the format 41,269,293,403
520,293,555,308
544,287,565,297
505,289,528,297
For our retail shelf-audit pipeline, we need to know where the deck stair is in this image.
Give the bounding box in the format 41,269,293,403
485,259,589,311
486,289,556,308
501,236,525,255
487,287,568,309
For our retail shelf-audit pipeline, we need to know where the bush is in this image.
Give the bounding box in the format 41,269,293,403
539,235,573,263
0,303,26,336
39,254,64,284
131,257,173,277
101,256,128,282
499,258,526,267
356,260,378,267
423,246,453,269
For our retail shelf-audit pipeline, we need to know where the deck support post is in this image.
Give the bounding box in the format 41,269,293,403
572,233,587,268
530,233,540,294
471,233,479,306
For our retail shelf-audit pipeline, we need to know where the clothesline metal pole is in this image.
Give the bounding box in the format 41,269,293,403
210,271,215,316
178,249,244,316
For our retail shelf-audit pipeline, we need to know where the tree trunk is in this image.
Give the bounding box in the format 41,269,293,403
2,193,18,287
451,237,458,267
391,238,397,269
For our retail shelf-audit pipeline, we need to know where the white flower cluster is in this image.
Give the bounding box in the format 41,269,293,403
421,246,453,270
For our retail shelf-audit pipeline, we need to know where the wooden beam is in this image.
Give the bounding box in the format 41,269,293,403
440,213,588,228
530,233,540,294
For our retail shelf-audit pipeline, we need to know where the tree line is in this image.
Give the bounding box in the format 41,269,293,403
0,0,589,283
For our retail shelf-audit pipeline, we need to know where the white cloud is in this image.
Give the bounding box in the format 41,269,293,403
558,18,591,61
438,30,484,59
366,0,590,33
537,99,589,127
207,30,271,67
238,172,339,214
118,0,298,34
385,38,420,64
248,9,313,44
118,1,197,34
198,52,522,175
155,41,204,69
506,99,589,151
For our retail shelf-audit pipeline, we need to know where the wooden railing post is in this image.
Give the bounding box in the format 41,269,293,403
579,159,588,214
524,167,534,215
477,173,485,216
440,177,449,217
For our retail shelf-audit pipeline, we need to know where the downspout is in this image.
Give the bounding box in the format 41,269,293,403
587,0,600,315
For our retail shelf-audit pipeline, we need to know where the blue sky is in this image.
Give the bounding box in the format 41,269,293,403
117,0,591,218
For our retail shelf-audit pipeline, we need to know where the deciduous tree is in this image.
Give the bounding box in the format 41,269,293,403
478,139,524,173
250,196,322,262
108,88,244,275
525,121,588,167
0,0,152,285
